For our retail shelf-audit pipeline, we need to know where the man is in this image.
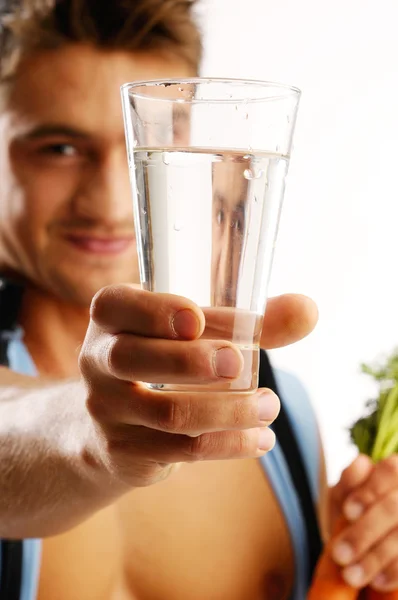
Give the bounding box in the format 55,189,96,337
0,1,397,599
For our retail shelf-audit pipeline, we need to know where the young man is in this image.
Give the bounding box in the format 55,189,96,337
1,1,398,599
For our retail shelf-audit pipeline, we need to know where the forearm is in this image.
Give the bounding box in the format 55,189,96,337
0,370,127,538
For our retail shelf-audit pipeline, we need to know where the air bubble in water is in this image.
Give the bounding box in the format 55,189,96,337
244,168,264,180
178,86,183,92
173,221,183,232
163,152,170,165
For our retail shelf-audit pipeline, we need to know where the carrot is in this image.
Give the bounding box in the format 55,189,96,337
308,517,360,599
350,355,398,600
309,355,398,598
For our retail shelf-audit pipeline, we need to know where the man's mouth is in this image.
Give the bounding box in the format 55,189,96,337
64,234,135,255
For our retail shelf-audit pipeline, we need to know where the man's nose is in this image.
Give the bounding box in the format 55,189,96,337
219,225,241,306
71,147,133,223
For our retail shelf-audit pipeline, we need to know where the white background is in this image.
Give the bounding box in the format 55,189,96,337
199,0,398,483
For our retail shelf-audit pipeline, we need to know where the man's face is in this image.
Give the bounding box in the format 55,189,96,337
211,157,249,307
0,44,192,306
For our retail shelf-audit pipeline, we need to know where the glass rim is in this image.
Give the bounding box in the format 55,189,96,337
120,77,301,104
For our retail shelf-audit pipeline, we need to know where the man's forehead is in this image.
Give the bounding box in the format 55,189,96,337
7,55,126,140
5,44,193,141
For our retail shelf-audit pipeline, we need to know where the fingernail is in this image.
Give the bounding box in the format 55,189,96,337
372,573,388,589
332,542,354,565
342,564,364,587
214,347,242,379
258,392,279,423
345,501,363,521
258,428,275,451
172,309,200,339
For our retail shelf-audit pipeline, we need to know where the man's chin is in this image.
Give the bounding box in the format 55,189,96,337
48,267,140,307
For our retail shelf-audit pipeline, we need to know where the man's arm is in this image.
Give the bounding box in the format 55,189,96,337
0,369,126,538
0,288,316,540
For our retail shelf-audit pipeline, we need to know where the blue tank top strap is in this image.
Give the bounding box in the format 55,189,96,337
260,443,309,600
259,369,320,600
1,328,41,600
20,541,41,600
6,328,38,377
274,369,320,502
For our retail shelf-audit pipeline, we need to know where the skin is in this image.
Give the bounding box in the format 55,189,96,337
0,42,394,598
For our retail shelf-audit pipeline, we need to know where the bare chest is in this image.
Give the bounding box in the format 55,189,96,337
38,459,294,600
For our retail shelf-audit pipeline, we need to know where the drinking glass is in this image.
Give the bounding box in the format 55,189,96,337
121,78,301,393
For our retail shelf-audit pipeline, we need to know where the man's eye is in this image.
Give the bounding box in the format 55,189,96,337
233,216,244,232
41,144,77,156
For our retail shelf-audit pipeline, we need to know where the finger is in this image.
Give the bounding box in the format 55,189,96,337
88,382,280,435
260,294,319,349
340,528,398,589
91,285,205,340
371,556,398,592
107,425,276,465
105,334,244,383
343,456,398,522
332,489,398,567
330,454,373,516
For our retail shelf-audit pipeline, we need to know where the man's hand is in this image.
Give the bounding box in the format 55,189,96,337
330,454,398,592
79,287,317,489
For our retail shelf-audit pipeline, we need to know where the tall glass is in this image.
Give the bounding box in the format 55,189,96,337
121,78,301,393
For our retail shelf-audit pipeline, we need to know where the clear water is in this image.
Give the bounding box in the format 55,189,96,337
131,148,289,392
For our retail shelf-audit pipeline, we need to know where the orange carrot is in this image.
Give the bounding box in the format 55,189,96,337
308,517,398,599
308,517,360,599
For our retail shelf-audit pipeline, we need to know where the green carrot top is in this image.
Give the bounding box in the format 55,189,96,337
350,349,398,463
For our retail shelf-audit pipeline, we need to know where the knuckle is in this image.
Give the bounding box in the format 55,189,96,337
156,397,193,434
86,391,109,423
106,335,133,379
231,397,249,427
186,433,214,461
106,335,119,375
78,350,92,378
90,286,115,324
234,430,250,454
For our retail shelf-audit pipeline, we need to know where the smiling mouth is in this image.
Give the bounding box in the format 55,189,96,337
64,234,135,255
